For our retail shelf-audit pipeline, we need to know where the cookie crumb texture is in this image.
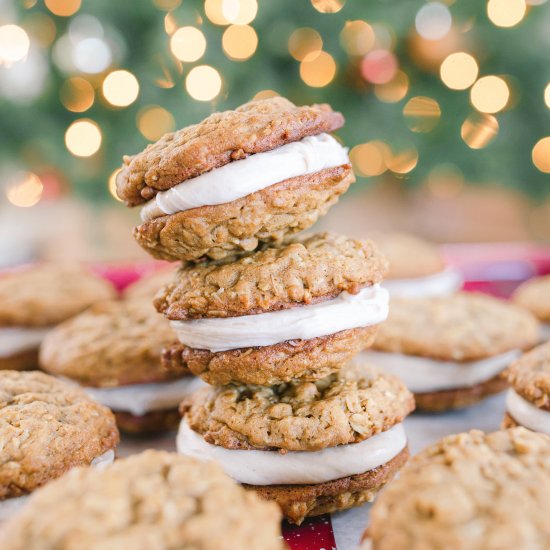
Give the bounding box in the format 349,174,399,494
0,450,285,550
0,371,119,499
367,428,550,550
182,362,414,452
155,232,388,320
512,274,550,322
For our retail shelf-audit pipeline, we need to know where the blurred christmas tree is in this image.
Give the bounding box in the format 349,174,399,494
0,0,548,207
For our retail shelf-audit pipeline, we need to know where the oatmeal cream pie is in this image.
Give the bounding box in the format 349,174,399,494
372,232,463,298
40,299,204,434
177,361,415,525
512,274,550,340
364,292,539,412
503,340,550,435
362,428,550,550
159,232,389,386
116,97,354,262
0,371,119,521
0,263,115,371
0,450,285,550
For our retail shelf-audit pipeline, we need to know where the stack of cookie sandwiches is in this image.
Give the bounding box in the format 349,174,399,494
115,97,415,524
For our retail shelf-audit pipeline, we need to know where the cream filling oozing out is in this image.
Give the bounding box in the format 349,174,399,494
140,133,349,222
382,266,463,298
506,389,550,436
0,449,115,521
363,349,520,393
0,326,50,358
170,285,389,353
177,419,407,485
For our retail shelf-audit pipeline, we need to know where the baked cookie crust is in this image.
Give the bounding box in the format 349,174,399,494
0,348,39,371
512,274,550,322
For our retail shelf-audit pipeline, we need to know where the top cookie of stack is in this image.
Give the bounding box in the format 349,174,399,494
115,97,353,262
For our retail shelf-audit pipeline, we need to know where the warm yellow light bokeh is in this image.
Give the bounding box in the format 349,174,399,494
461,113,499,149
222,0,258,24
253,89,279,100
387,147,419,174
65,119,102,157
137,105,176,141
6,172,43,208
222,25,258,60
0,25,30,64
45,0,81,16
374,71,409,103
60,77,94,113
153,0,182,10
186,65,222,101
403,96,441,132
350,141,390,176
300,51,336,88
532,137,550,173
544,83,550,108
340,20,375,56
470,75,510,113
102,70,140,107
311,0,346,13
487,0,526,27
205,0,230,25
288,28,323,61
170,26,207,62
108,168,123,202
440,52,479,90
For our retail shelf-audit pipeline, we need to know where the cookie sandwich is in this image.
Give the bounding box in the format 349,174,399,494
503,340,550,435
365,292,539,411
116,97,354,262
362,428,550,550
0,450,285,550
0,263,115,371
177,361,414,525
159,232,389,386
40,299,204,434
512,274,550,340
0,371,119,521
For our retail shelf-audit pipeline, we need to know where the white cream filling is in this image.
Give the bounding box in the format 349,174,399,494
363,349,520,393
140,133,349,221
506,389,550,436
0,449,115,521
84,377,206,416
177,419,406,485
0,326,50,358
382,266,463,298
171,285,389,353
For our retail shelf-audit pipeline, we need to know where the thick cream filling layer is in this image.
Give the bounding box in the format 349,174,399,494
177,419,407,485
506,389,550,436
0,326,50,358
140,133,350,221
382,266,463,298
171,285,389,353
84,377,206,416
363,349,520,393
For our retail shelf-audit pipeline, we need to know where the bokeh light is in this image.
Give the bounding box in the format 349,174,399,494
299,51,336,87
185,65,222,101
23,13,57,48
102,70,139,107
0,25,30,64
470,75,510,113
544,83,550,108
340,20,375,56
65,119,102,157
361,49,398,84
253,89,279,100
461,113,499,149
311,0,346,13
386,147,419,174
170,26,207,62
137,105,176,141
153,0,182,9
532,137,550,173
222,0,258,24
350,141,391,176
374,70,409,103
60,77,94,112
204,0,228,24
73,37,112,73
45,0,81,17
403,96,441,132
108,168,123,202
222,25,258,60
487,0,526,27
440,52,479,90
288,28,323,61
415,2,452,40
6,172,43,208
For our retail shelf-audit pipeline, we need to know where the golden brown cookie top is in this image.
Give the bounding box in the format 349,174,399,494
116,97,344,206
512,274,550,322
0,264,116,328
0,371,119,499
374,292,539,361
0,450,284,550
122,265,177,300
505,340,550,410
365,428,550,550
39,299,186,387
182,361,414,452
155,232,388,320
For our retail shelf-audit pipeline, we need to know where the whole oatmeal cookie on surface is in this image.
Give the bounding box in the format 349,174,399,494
0,450,285,550
0,371,119,499
363,428,550,550
181,361,414,452
512,274,550,323
121,265,177,300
